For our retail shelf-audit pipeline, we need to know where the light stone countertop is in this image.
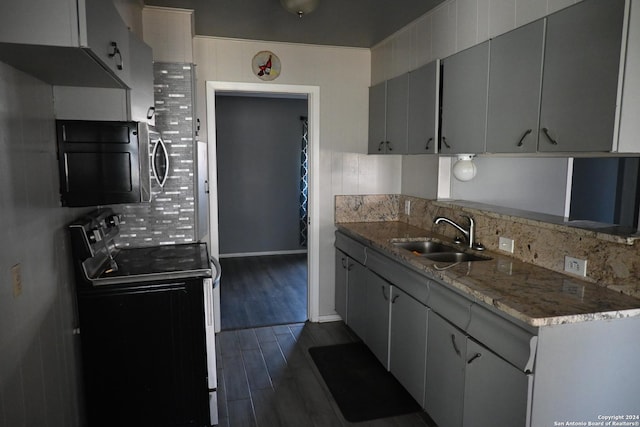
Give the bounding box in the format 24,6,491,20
336,221,640,327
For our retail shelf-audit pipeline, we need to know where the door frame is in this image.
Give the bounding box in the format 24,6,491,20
205,81,321,332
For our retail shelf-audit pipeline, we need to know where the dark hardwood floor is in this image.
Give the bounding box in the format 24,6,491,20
219,254,308,330
215,321,434,427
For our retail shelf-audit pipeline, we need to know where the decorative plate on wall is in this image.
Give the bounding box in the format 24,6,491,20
252,51,281,81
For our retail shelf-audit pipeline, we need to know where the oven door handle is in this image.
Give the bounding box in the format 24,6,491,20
210,256,222,286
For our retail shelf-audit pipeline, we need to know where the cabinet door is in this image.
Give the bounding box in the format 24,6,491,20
364,270,391,367
334,250,349,321
390,286,428,407
368,81,387,154
425,311,466,427
129,34,155,124
346,261,368,339
463,339,529,427
440,41,489,154
385,73,409,154
84,0,131,85
408,61,438,154
486,20,544,153
538,0,625,152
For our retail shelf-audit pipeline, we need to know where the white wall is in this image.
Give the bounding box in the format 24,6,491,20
0,62,83,426
373,0,583,214
450,157,570,216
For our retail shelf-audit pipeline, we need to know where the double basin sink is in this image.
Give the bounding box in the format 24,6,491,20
391,240,491,263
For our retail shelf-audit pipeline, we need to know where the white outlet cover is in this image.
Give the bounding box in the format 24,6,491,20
498,236,514,253
564,256,587,277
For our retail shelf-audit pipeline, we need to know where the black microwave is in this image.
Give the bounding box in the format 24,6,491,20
56,120,168,207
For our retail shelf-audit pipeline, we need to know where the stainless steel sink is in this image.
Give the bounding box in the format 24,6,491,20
422,252,491,262
391,239,491,262
391,240,459,254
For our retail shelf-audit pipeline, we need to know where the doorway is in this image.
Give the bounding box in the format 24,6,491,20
205,81,320,333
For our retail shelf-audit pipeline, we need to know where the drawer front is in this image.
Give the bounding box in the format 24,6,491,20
427,281,472,331
467,303,537,372
365,247,430,305
335,231,366,265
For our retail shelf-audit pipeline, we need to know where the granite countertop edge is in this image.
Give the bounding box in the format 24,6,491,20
336,221,640,328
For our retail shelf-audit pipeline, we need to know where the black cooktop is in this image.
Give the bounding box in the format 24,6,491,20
96,242,213,285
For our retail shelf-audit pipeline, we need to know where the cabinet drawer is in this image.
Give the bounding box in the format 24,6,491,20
427,281,472,331
467,303,538,372
365,248,430,305
335,231,366,265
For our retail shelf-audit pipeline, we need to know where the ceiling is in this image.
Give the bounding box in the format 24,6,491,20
143,0,445,48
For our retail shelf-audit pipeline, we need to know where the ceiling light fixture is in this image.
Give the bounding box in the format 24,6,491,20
280,0,319,18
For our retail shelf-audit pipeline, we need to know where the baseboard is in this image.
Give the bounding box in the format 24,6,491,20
316,314,343,323
220,249,308,258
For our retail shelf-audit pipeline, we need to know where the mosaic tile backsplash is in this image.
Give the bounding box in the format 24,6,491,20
114,62,196,247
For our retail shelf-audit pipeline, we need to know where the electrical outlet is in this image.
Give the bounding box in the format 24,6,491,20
564,256,587,277
11,264,22,297
498,236,514,253
404,200,411,215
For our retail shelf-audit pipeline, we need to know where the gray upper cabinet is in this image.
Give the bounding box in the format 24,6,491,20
538,0,625,152
0,0,132,88
368,74,408,154
486,20,544,154
440,41,489,155
407,61,438,154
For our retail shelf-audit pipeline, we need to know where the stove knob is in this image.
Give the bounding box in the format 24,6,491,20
90,228,102,242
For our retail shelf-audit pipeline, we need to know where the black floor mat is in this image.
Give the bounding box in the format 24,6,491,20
309,341,422,422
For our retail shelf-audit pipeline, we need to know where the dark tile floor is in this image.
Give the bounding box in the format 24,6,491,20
219,254,308,330
215,321,434,427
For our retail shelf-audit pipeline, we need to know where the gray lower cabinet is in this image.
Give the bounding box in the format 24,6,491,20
425,311,466,427
463,339,529,427
407,61,438,154
389,286,428,406
364,270,391,367
440,41,489,155
538,0,625,152
334,249,350,321
486,20,544,154
345,260,368,339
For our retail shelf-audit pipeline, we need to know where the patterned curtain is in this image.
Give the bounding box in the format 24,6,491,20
299,116,309,248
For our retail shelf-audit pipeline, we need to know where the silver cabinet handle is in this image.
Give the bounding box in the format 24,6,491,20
517,129,532,147
108,42,123,70
467,353,482,364
386,141,393,152
442,136,451,149
380,285,389,301
542,127,558,145
425,137,433,150
451,334,461,356
378,141,385,152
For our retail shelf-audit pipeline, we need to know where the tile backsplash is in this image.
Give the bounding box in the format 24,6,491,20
115,62,197,247
335,194,640,299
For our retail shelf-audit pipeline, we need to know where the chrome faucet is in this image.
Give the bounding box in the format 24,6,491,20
433,215,483,250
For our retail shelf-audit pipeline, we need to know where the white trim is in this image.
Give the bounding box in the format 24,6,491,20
563,157,574,220
206,81,322,326
220,250,308,259
317,314,343,323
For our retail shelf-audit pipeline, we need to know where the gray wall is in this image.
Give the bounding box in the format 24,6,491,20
0,61,84,426
215,95,308,255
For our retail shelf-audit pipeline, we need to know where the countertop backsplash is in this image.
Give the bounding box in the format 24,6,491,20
335,194,640,299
